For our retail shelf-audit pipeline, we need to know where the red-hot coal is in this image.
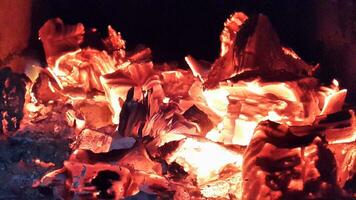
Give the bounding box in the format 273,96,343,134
0,12,355,200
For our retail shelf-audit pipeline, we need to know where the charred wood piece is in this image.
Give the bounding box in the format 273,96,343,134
118,88,148,138
205,13,314,88
243,109,355,200
39,18,84,65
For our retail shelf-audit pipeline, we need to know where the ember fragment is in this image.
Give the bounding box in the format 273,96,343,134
232,14,312,77
183,105,214,134
103,25,126,63
167,161,188,181
49,48,118,92
65,161,131,199
160,70,195,98
204,13,314,88
39,18,85,66
74,100,113,129
204,12,248,88
118,87,148,137
74,128,136,154
118,144,162,174
75,129,113,153
31,72,62,103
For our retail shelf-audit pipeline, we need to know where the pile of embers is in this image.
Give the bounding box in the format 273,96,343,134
0,12,355,200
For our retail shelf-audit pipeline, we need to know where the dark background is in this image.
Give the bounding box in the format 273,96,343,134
29,0,356,103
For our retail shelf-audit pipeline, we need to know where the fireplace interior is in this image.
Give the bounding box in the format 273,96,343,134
0,1,355,200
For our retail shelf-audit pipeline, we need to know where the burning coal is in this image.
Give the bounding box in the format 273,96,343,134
1,12,354,200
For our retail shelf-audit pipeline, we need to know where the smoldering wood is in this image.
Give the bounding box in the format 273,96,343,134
0,7,355,199
242,110,355,199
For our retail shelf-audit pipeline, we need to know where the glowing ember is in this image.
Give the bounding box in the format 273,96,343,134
3,11,351,200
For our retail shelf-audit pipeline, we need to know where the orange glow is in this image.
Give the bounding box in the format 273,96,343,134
166,137,243,185
28,40,349,198
202,88,229,116
26,14,355,200
33,159,55,168
201,79,344,145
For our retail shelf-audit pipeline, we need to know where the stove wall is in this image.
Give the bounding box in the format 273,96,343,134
0,0,32,64
315,0,356,104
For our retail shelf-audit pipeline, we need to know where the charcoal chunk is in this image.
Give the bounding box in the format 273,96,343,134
183,105,214,134
91,170,121,199
0,67,27,133
118,88,148,137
